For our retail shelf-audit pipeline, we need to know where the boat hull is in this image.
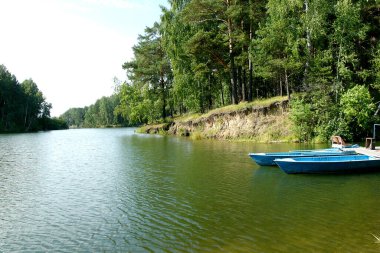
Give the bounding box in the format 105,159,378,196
275,155,380,174
249,150,357,166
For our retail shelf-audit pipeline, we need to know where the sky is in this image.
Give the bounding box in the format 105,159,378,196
0,0,168,116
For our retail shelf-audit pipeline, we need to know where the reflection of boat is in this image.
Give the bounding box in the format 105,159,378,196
249,150,357,166
274,155,380,174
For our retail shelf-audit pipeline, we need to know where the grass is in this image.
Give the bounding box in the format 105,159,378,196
136,122,172,134
189,131,203,140
175,96,287,123
137,96,291,142
135,126,147,134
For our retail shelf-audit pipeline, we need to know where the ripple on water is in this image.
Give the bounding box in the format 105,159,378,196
2,130,380,252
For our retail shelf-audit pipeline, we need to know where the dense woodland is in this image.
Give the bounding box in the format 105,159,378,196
60,94,128,128
62,0,380,142
0,65,67,132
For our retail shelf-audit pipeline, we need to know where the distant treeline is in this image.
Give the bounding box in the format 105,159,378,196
60,95,129,128
0,65,68,132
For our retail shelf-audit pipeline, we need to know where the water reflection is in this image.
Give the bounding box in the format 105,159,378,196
249,168,380,252
1,129,380,252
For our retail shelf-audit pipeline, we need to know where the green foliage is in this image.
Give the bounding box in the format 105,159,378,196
0,65,64,132
316,116,351,142
340,85,375,135
331,0,368,93
21,79,45,131
39,117,68,130
291,85,376,142
61,94,128,128
315,85,375,141
60,108,86,127
290,96,346,142
253,0,304,99
115,83,158,125
289,98,314,141
106,0,380,141
122,22,172,120
372,43,380,91
4,0,380,141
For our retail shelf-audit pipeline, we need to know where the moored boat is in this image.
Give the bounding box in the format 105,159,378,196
274,155,380,174
289,148,343,152
249,150,357,166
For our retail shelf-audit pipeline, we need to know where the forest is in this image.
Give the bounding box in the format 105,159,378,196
60,94,128,128
0,65,67,132
62,0,380,142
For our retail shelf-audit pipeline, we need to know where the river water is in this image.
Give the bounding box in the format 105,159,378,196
1,128,380,252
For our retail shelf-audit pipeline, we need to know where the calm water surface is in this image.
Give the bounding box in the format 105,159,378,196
1,128,380,252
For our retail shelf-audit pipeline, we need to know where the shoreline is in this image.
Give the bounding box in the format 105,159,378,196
137,99,296,143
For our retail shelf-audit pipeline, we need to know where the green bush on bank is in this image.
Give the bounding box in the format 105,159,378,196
290,86,377,143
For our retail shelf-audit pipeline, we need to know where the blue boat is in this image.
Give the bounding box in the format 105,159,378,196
249,150,357,166
289,148,350,152
274,155,380,174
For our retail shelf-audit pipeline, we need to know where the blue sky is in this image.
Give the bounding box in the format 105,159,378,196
0,0,168,116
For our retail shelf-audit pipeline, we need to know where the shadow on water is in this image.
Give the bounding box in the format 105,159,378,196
108,135,380,252
246,167,380,252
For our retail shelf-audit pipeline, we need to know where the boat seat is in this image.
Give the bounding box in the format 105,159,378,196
331,136,346,146
365,137,375,150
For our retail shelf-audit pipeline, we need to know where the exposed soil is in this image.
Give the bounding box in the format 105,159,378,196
141,100,292,142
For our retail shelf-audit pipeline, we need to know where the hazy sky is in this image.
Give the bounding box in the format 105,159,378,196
0,0,168,116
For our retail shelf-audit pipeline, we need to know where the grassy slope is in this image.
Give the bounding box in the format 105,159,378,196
138,96,295,142
174,96,288,123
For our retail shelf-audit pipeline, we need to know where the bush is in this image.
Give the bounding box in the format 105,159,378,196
289,98,314,141
340,85,375,139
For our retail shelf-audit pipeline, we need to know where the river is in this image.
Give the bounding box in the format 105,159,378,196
1,128,380,252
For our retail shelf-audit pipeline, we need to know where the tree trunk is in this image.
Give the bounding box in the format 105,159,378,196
198,80,204,113
248,61,253,101
285,69,290,101
237,67,242,101
240,19,246,102
160,78,166,119
242,68,246,102
220,79,225,106
24,102,29,129
303,0,311,88
208,73,212,110
335,34,344,103
26,117,34,132
227,13,238,104
248,21,253,101
0,108,3,130
230,55,237,104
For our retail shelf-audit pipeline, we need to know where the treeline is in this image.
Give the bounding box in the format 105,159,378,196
113,0,380,141
60,95,128,128
0,65,67,132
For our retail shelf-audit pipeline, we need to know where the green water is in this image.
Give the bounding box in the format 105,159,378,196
1,128,380,252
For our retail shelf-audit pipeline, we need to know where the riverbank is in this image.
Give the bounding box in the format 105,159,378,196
138,97,294,142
